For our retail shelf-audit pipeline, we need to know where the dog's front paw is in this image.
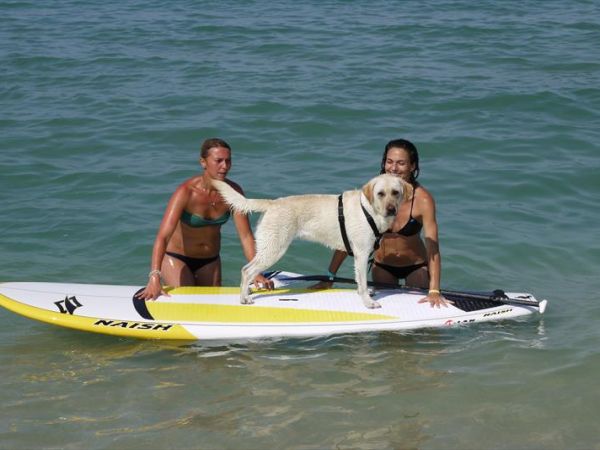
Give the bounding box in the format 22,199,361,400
363,298,381,309
241,296,254,305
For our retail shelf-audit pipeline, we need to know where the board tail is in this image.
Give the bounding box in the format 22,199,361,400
211,179,273,214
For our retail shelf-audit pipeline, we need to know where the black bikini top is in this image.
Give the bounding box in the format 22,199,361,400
397,186,422,236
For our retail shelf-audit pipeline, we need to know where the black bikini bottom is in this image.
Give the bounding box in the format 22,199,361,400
165,252,219,273
373,261,427,280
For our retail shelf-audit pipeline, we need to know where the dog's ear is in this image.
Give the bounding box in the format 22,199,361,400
362,179,375,203
402,180,413,203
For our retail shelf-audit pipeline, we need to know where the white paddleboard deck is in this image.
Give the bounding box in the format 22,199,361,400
0,271,547,341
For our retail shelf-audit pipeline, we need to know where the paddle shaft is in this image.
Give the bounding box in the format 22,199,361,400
274,274,540,308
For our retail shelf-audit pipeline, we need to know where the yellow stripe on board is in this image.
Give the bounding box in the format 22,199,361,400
0,292,196,340
146,302,394,323
154,287,394,323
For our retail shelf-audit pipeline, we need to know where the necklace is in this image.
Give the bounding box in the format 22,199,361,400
209,192,219,207
200,178,218,207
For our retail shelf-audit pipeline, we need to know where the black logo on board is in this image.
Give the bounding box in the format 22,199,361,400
55,296,82,314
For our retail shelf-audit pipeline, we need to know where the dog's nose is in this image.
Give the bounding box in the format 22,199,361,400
387,206,397,216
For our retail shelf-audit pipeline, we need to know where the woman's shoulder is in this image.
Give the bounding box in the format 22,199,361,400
185,175,203,186
414,184,436,208
171,177,202,200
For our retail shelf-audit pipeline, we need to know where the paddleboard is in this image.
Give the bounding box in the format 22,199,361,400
0,271,547,342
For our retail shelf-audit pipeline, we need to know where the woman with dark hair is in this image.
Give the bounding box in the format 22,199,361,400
136,138,273,300
316,139,449,308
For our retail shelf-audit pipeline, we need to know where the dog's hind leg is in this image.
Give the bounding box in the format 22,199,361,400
240,260,258,304
239,225,295,305
353,252,381,309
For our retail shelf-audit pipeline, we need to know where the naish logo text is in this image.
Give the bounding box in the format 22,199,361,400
93,319,173,331
483,308,513,317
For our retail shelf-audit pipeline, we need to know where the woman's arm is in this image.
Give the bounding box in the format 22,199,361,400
136,186,188,300
310,249,348,289
417,192,450,307
328,250,349,277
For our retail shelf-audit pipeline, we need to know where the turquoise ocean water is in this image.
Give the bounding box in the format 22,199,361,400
2,1,599,448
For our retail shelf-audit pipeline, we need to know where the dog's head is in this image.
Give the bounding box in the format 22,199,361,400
362,174,412,218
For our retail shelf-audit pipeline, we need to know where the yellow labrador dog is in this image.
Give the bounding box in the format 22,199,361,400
212,174,410,308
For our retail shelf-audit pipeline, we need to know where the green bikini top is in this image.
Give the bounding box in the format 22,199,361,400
180,210,231,227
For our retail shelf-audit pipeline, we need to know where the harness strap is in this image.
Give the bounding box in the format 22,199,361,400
338,194,354,256
360,204,382,251
337,194,383,257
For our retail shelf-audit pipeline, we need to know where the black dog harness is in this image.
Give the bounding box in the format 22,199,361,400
337,194,382,257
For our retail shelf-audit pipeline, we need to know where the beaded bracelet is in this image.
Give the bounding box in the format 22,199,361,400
428,289,440,295
148,269,162,279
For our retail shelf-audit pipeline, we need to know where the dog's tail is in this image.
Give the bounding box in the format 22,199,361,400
211,179,274,214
